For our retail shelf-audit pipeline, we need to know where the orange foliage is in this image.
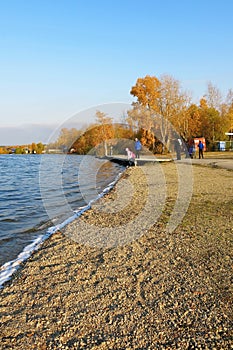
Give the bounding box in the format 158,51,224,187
130,75,161,111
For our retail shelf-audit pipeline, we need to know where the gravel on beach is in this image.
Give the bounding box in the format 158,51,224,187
0,161,233,349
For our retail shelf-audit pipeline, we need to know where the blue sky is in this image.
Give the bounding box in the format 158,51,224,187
1,0,233,144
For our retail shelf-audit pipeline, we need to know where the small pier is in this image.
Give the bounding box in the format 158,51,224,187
104,155,172,166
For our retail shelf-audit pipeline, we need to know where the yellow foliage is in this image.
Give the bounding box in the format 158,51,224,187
130,75,161,111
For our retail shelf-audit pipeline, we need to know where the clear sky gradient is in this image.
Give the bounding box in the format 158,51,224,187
1,0,233,144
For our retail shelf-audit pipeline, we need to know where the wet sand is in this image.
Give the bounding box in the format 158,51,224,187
0,162,233,349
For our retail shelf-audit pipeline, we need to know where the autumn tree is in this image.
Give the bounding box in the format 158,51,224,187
72,125,97,154
127,104,155,134
198,83,232,148
197,96,230,148
185,104,202,139
156,75,190,144
56,128,82,150
205,82,222,111
95,111,114,156
31,143,37,153
130,75,161,111
0,147,7,154
36,142,44,154
113,123,134,140
199,104,220,143
223,89,233,133
129,74,190,152
140,128,155,151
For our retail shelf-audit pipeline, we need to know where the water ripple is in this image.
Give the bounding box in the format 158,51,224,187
0,154,123,266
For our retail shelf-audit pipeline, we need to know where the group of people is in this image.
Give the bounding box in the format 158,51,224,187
125,137,205,164
188,140,204,159
174,139,205,160
125,138,142,166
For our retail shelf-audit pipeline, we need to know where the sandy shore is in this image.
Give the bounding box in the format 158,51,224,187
0,162,233,349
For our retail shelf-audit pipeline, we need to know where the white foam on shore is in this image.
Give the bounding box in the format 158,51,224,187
0,172,123,289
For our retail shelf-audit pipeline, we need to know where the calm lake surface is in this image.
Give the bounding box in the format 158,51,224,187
0,154,123,266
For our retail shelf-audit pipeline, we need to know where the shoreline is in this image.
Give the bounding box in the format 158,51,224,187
0,167,124,289
0,162,232,349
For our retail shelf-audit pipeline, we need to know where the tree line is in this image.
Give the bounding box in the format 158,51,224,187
46,74,233,155
0,142,45,154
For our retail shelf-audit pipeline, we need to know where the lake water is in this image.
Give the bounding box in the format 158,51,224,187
0,154,124,268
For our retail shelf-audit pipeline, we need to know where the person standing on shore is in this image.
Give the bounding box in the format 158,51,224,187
198,140,204,159
134,138,142,159
174,139,181,160
189,142,196,159
126,148,136,166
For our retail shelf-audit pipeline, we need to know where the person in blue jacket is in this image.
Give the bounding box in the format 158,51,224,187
134,138,142,159
198,140,204,159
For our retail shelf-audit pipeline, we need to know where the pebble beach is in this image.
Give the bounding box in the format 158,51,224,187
0,161,233,349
